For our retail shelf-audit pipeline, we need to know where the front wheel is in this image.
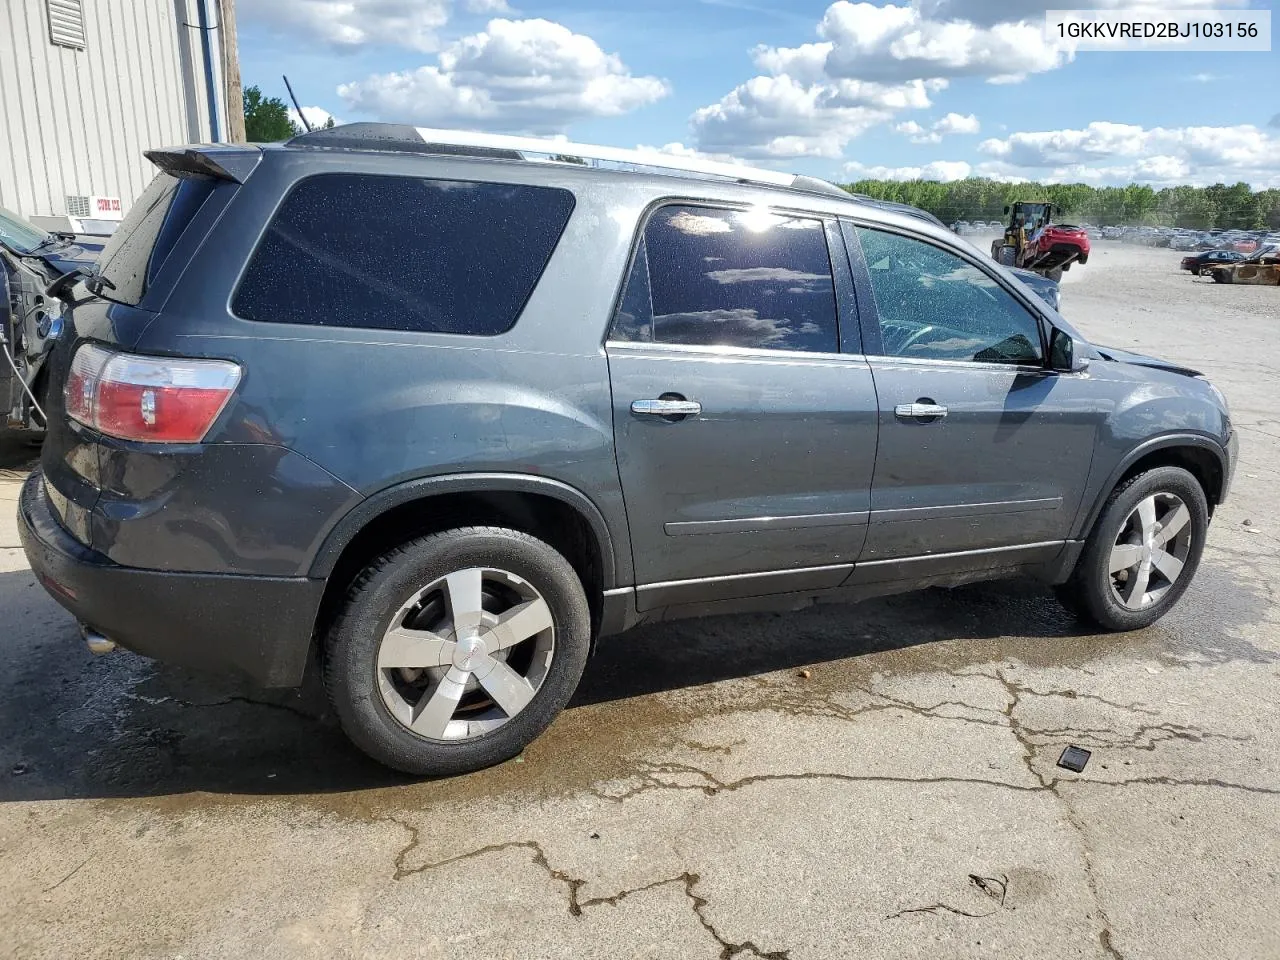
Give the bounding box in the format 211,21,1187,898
323,527,591,776
1057,467,1208,631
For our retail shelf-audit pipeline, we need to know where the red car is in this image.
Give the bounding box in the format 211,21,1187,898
1233,239,1258,253
1035,223,1091,262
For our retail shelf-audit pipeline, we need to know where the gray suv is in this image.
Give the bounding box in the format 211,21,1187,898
18,124,1236,775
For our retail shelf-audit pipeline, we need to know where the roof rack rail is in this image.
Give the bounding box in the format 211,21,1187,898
406,127,798,188
287,123,860,200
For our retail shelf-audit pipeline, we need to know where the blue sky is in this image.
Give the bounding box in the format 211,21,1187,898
236,0,1279,187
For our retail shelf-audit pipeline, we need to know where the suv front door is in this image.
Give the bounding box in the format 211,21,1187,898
607,204,877,609
844,222,1098,578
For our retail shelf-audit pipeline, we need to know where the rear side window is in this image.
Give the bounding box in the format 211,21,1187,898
94,173,216,305
612,204,838,353
233,174,575,335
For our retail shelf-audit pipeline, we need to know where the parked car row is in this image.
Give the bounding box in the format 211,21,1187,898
1110,225,1278,252
949,220,1003,236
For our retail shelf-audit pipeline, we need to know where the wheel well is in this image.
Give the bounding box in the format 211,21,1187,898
313,491,606,646
1116,445,1223,514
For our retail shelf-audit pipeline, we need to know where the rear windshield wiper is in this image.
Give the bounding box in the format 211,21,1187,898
84,271,116,296
46,265,113,303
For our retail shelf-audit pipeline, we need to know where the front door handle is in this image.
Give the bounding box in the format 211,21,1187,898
894,401,949,421
631,398,702,420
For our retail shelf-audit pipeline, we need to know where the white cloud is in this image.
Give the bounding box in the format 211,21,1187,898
934,112,979,135
465,0,513,12
338,18,669,135
844,159,973,181
238,0,449,52
288,106,339,131
689,0,1064,158
977,122,1280,187
803,2,1071,85
895,111,978,142
692,74,942,158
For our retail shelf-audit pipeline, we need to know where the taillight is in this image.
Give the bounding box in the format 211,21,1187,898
64,344,242,443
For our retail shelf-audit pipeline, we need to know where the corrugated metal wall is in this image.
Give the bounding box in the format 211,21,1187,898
0,0,213,220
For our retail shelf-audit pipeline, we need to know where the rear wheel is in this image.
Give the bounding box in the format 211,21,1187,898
323,527,591,776
996,244,1017,266
1057,467,1207,631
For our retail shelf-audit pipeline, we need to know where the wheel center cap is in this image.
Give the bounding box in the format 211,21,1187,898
453,635,486,672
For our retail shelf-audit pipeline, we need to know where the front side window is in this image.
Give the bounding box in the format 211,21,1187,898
233,174,575,335
856,226,1044,365
613,205,839,353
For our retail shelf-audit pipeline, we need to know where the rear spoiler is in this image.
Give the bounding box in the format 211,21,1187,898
143,144,262,183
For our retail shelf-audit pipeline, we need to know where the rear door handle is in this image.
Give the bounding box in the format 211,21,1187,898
894,402,948,421
631,398,702,419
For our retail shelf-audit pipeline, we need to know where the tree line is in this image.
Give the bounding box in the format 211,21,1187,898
841,177,1280,230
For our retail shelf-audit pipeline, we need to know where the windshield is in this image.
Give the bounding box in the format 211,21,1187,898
0,205,52,255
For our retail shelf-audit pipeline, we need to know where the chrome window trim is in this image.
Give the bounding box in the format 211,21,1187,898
665,510,871,536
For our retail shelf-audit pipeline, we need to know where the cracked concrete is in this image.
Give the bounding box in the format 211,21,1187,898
1,243,1279,959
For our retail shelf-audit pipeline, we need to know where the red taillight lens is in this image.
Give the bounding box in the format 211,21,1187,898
64,344,242,443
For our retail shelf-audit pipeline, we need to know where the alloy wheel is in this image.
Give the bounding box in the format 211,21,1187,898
1108,493,1194,611
375,567,555,741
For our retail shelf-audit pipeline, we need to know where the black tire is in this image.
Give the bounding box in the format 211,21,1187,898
323,526,591,776
1057,467,1208,631
1212,270,1229,284
996,244,1017,266
1045,265,1064,282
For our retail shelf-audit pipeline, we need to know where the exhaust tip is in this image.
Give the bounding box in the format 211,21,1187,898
80,625,116,656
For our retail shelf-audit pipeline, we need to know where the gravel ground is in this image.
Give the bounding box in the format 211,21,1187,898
1,241,1277,959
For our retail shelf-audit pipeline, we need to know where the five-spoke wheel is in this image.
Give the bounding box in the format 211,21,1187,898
1057,466,1208,631
1107,493,1193,611
324,527,591,776
376,567,555,741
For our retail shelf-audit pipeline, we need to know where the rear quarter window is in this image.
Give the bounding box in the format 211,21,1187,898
94,173,217,305
232,174,576,335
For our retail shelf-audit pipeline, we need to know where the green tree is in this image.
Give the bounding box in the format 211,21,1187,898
836,176,1274,229
243,85,299,142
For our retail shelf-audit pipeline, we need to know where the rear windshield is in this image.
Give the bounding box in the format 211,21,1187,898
94,173,217,305
231,173,575,336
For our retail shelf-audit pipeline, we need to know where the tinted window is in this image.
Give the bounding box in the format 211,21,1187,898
233,174,574,335
613,205,838,353
857,227,1043,365
95,173,215,305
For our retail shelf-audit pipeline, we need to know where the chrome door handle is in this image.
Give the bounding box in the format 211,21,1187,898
631,398,702,418
894,402,948,421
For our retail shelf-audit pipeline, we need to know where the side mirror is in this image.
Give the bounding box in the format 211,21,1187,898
1003,205,1010,215
1050,327,1090,373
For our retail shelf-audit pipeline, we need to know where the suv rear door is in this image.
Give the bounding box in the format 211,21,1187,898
843,221,1098,579
606,203,877,609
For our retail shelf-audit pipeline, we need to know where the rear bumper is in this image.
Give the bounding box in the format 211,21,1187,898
18,470,323,687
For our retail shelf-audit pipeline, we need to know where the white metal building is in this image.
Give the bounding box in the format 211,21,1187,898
0,0,231,230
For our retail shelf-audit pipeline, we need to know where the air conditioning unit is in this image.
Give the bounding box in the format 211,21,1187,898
64,195,123,236
66,195,123,220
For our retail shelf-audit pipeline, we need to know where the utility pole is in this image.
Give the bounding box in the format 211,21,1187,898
218,0,245,142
